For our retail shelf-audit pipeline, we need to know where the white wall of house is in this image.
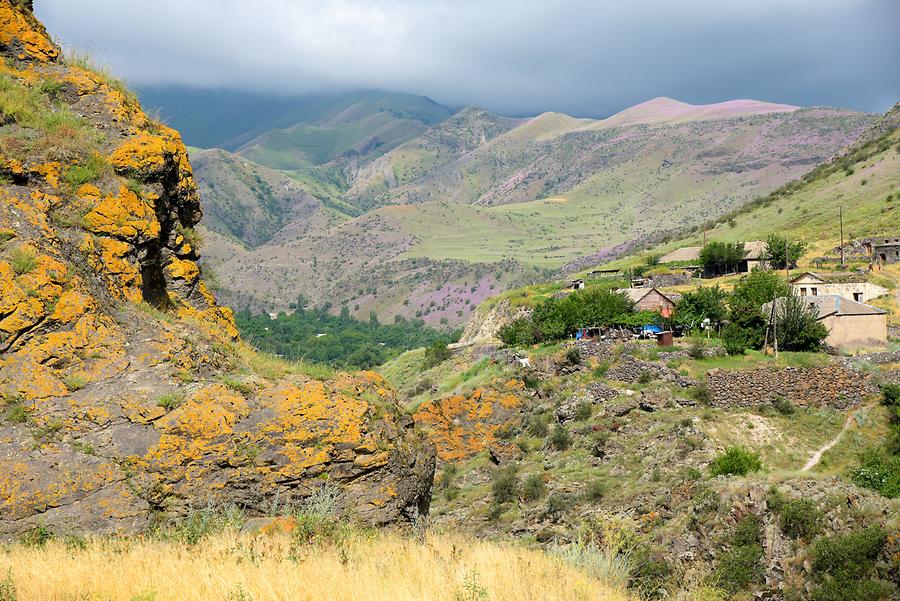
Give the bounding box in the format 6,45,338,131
792,281,888,303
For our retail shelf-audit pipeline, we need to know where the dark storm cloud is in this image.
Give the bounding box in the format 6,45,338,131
35,0,899,116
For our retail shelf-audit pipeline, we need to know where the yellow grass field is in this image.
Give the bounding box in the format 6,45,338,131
0,530,634,601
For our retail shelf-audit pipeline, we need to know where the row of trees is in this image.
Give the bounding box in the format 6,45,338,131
698,234,806,275
498,288,658,345
235,307,457,369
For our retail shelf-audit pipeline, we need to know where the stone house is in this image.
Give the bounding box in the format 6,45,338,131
767,295,887,351
864,236,900,265
790,272,889,304
622,287,677,318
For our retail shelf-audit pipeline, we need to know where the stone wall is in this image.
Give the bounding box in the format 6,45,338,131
706,366,876,410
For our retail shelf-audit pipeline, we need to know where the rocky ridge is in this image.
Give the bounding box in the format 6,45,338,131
0,1,434,538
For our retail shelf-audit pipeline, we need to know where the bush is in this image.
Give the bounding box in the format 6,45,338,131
565,347,581,366
574,402,592,421
549,424,572,451
851,450,900,498
422,340,452,369
676,287,728,330
811,526,887,582
709,446,762,477
771,395,795,415
687,384,713,406
527,413,550,437
811,578,894,601
687,337,707,359
491,466,518,504
521,473,547,501
721,324,750,355
778,499,823,540
731,514,762,547
583,479,606,502
712,544,763,594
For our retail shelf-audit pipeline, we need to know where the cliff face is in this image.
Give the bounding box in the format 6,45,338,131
0,0,433,537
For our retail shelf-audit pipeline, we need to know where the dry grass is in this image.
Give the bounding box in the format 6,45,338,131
0,530,633,601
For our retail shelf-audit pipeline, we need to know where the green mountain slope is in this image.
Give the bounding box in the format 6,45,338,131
138,87,452,151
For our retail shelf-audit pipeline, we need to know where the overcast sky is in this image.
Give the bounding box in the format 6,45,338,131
36,0,899,117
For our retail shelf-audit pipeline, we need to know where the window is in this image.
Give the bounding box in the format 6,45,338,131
800,287,807,296
853,292,862,302
811,287,818,296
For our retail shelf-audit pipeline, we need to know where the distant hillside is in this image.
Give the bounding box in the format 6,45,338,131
191,95,875,329
138,87,452,151
596,103,900,271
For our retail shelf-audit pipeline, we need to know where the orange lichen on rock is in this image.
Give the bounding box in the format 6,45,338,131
413,380,525,461
0,1,60,63
84,185,160,241
80,234,143,302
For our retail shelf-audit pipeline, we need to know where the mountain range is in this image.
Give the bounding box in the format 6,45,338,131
141,89,875,328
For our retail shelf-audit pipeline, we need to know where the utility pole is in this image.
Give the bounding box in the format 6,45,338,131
839,206,845,268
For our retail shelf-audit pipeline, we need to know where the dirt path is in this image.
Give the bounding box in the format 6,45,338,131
801,405,869,472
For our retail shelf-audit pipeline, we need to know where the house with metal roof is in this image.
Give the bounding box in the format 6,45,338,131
766,295,887,351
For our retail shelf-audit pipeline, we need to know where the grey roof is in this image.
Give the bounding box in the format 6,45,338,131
765,295,886,319
621,287,675,304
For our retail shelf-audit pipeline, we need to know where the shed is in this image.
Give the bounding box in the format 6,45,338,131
622,287,677,318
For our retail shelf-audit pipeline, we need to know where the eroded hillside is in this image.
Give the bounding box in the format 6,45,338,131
0,0,434,538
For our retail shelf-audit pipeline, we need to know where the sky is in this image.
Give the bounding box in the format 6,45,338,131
36,0,900,117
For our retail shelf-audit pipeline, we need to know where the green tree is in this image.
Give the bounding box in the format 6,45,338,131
699,241,746,275
422,340,452,369
727,270,791,350
776,295,828,352
675,285,728,329
765,233,807,269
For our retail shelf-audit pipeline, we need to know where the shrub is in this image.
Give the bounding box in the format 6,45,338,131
583,478,606,502
549,424,572,451
491,466,518,504
721,324,750,355
811,526,887,582
521,473,547,501
778,499,823,540
527,413,550,437
687,337,707,359
709,446,762,476
574,402,592,421
422,340,452,369
62,374,88,392
687,384,713,406
544,493,571,519
9,247,38,275
637,370,653,384
22,525,52,547
851,450,900,498
565,347,581,366
772,395,795,415
731,514,762,547
498,317,536,346
811,578,894,601
592,362,610,378
712,544,763,594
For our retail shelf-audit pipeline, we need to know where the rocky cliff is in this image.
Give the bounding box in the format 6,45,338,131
0,0,433,538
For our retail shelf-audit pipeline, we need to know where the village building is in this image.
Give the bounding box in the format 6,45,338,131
767,295,887,351
864,235,900,265
790,272,889,304
570,279,585,290
621,287,678,318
